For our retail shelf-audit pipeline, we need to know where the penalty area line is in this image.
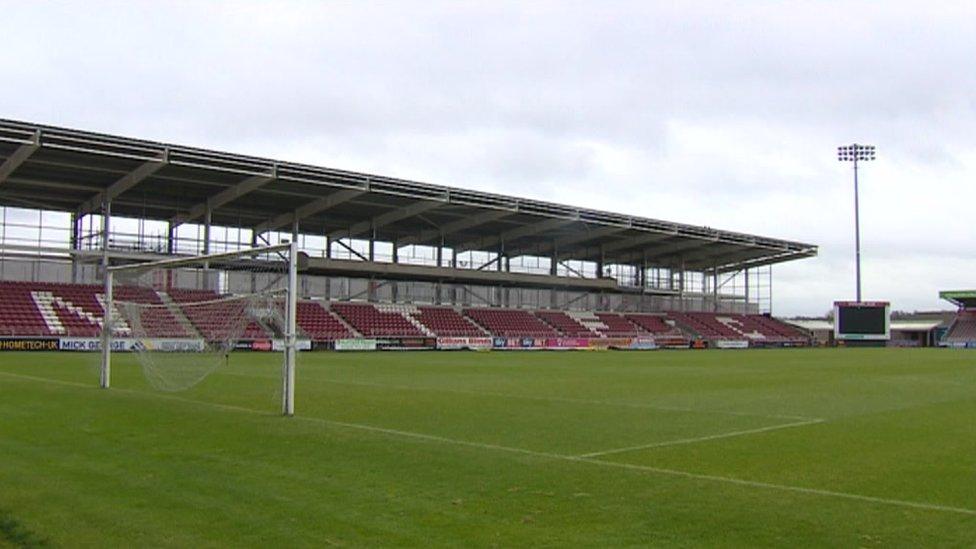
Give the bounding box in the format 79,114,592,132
2,370,974,518
577,418,825,458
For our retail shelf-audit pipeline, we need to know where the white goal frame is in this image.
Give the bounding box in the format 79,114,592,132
100,242,299,416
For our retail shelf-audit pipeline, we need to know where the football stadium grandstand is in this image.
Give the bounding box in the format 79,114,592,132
940,291,976,347
6,120,976,549
0,119,818,350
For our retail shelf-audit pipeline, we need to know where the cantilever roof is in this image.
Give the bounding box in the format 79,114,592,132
0,118,817,272
940,291,976,308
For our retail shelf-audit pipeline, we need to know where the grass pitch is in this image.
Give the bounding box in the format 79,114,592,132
1,348,974,547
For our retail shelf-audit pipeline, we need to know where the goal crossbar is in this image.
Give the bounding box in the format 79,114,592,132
100,241,299,417
107,243,293,274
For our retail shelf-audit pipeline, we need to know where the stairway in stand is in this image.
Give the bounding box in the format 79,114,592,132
159,292,203,338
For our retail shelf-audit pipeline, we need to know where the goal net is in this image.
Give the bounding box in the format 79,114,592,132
100,242,300,415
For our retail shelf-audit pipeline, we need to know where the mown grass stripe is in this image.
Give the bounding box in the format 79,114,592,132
2,370,973,518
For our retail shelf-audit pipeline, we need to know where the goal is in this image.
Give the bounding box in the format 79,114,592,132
99,242,300,416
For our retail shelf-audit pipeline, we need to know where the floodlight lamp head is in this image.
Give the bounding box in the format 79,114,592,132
837,143,876,162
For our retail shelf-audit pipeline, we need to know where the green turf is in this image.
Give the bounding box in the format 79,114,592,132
0,348,974,547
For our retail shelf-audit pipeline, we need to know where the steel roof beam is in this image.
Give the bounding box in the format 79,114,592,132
682,243,755,264
598,231,676,255
254,188,363,234
564,232,676,262
0,189,79,210
715,250,817,273
683,240,813,271
607,237,718,266
398,209,513,247
648,237,718,258
171,172,275,227
0,136,41,186
5,177,102,193
327,199,444,240
506,224,632,258
78,157,168,216
455,217,576,254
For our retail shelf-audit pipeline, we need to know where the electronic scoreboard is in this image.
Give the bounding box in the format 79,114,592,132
833,301,890,341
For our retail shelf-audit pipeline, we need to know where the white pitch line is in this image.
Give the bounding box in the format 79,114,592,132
2,370,974,518
576,418,824,458
0,371,93,389
219,369,818,422
573,457,976,518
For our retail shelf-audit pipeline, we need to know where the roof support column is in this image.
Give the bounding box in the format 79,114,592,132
69,213,80,251
101,200,111,259
167,222,175,255
678,259,686,312
497,237,506,273
203,203,212,256
392,237,399,264
436,236,443,268
249,230,258,294
550,241,558,276
368,226,375,262
641,251,648,291
713,266,719,312
70,213,80,283
744,268,750,306
201,204,214,271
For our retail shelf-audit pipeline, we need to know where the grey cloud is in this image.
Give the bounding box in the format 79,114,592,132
1,1,974,315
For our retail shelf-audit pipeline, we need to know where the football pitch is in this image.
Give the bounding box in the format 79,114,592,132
1,348,974,547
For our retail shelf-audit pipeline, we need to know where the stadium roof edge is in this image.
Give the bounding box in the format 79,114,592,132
0,118,817,272
939,290,976,308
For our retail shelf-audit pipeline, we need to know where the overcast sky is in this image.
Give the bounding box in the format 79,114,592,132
1,1,974,316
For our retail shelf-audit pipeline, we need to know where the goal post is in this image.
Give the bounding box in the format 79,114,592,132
100,241,300,416
99,267,113,389
283,241,298,416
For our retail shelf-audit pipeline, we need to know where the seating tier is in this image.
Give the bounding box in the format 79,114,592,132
331,302,424,337
0,281,807,345
413,307,484,337
534,310,594,337
946,309,976,342
297,301,351,341
463,308,558,338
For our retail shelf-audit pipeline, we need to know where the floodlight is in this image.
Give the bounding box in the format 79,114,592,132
836,143,877,302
